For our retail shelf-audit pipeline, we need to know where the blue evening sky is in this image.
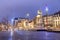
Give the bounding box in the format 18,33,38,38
0,0,60,21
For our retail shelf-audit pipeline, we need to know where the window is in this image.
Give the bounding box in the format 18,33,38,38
58,17,59,19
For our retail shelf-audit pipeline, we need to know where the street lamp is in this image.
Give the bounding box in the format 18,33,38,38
46,6,48,12
26,13,30,18
26,13,30,30
45,6,49,27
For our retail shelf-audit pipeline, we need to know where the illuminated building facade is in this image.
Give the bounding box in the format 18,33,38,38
43,15,53,27
28,20,34,30
13,10,60,30
33,10,43,29
14,18,29,30
35,10,42,25
53,11,60,27
43,11,60,28
13,10,43,30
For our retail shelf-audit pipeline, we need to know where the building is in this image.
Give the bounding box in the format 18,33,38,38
13,10,43,30
13,10,60,30
14,17,29,30
53,11,60,28
33,10,43,29
43,11,60,28
28,20,34,30
43,15,53,27
13,18,18,26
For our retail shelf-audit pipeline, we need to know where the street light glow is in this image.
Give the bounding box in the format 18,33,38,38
27,13,29,17
46,7,48,12
11,18,14,25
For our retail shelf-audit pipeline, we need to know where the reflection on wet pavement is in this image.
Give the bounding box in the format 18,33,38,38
0,31,60,40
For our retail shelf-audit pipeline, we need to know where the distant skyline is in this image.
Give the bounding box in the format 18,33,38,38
0,0,60,21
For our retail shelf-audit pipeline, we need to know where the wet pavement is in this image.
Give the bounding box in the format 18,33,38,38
0,31,60,40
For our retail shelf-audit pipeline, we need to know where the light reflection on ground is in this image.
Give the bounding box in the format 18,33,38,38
0,31,60,40
9,28,14,40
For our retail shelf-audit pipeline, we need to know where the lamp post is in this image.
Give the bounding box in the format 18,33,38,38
26,13,29,19
46,7,48,12
26,13,30,30
45,6,48,27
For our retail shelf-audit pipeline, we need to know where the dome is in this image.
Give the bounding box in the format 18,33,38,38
37,10,42,15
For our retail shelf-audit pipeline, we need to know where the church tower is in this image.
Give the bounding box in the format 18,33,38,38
36,10,43,27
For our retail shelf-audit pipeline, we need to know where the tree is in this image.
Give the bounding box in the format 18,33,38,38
2,16,8,25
